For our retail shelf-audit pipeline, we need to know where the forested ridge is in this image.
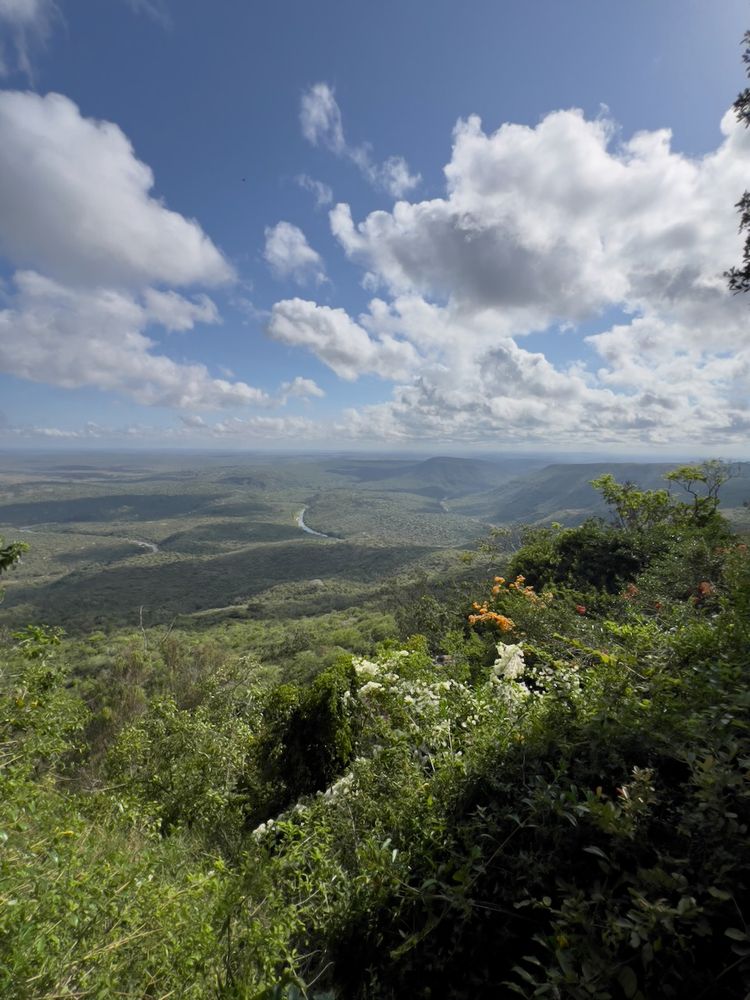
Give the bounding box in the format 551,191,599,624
1,464,749,999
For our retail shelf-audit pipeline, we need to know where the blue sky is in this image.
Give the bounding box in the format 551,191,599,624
0,0,748,452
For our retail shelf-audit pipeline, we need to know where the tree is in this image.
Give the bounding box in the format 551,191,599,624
663,460,737,525
726,31,750,293
592,463,735,532
0,536,26,575
0,535,28,601
590,473,673,531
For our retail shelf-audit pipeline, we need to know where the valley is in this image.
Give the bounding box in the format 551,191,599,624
2,450,747,636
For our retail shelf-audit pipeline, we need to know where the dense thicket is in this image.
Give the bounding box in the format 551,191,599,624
1,468,748,998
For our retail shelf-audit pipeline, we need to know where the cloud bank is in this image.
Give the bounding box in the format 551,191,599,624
0,91,271,410
273,104,750,447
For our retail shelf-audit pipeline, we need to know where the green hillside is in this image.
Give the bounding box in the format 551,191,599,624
325,455,544,498
456,461,750,525
1,463,749,998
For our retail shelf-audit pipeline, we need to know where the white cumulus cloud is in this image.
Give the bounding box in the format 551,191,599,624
288,105,750,447
279,375,326,402
0,92,278,411
268,298,420,381
0,90,233,287
264,221,326,285
0,271,268,409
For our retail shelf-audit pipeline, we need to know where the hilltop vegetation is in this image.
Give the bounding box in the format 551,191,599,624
1,461,749,998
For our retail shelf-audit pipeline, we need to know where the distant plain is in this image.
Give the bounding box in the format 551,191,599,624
1,450,748,633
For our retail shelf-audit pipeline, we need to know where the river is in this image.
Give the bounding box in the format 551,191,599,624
19,525,158,554
124,538,159,553
296,507,329,538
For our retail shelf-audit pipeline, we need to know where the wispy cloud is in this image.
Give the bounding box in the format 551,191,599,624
0,0,57,78
0,0,168,78
296,173,333,208
300,83,420,199
124,0,171,28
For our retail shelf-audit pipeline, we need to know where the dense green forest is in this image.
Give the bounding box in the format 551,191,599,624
1,461,749,998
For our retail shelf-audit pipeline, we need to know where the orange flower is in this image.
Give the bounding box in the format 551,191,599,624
468,610,515,631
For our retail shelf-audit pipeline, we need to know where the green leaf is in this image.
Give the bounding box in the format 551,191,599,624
725,927,749,941
618,966,638,999
583,845,608,860
707,887,731,901
512,964,538,985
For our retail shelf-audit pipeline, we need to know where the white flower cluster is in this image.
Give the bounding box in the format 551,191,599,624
354,659,380,678
322,772,354,801
354,650,488,756
251,817,275,841
524,653,582,700
352,652,409,700
358,681,384,697
492,643,525,681
399,676,458,716
489,642,536,709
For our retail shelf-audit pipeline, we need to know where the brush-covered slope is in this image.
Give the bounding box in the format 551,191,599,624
456,461,750,524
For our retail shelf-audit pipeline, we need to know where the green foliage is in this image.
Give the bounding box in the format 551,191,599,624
506,467,736,598
0,780,230,998
0,534,28,602
0,535,28,575
726,29,750,293
2,464,750,997
105,691,256,843
664,459,737,526
1,629,86,779
250,661,358,821
507,519,654,594
590,473,673,531
593,461,736,532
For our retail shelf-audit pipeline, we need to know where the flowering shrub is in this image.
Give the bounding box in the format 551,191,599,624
3,470,749,999
467,603,515,630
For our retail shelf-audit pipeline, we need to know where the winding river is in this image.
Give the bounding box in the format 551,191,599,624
19,525,158,554
296,507,329,538
124,538,159,554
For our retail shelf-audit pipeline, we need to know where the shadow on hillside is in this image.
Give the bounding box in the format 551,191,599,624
0,539,434,629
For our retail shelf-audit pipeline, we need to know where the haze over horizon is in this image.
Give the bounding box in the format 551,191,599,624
0,0,748,455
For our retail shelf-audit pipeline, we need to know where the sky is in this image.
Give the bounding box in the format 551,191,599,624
0,0,748,453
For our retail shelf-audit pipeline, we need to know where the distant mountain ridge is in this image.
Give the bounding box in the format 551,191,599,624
454,461,750,525
326,455,545,498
